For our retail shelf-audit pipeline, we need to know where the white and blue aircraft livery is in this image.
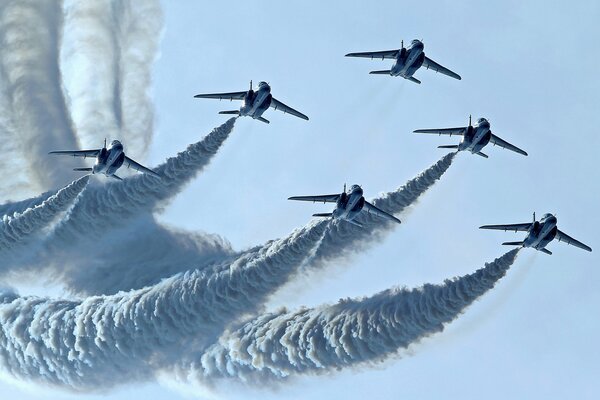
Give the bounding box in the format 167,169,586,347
288,184,401,227
413,116,528,158
194,80,309,124
49,139,160,181
480,212,592,255
345,39,461,84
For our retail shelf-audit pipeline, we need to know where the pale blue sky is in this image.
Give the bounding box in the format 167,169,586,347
3,0,600,399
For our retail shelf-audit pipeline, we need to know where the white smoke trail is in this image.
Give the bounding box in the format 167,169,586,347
192,249,520,384
0,190,58,218
0,176,88,255
44,150,451,295
51,215,235,296
113,0,163,158
47,117,236,247
60,0,122,150
0,218,327,389
309,152,456,268
0,0,81,191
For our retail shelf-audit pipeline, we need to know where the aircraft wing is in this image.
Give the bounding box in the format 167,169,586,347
124,156,160,178
48,149,100,159
555,229,592,252
422,56,461,80
364,201,401,224
490,133,528,156
270,98,309,120
288,194,340,203
345,49,399,59
193,91,246,101
479,223,532,232
413,127,466,136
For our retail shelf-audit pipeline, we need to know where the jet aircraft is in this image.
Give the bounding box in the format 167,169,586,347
288,184,401,227
194,80,309,123
413,116,528,158
49,139,159,181
345,39,461,84
480,212,592,255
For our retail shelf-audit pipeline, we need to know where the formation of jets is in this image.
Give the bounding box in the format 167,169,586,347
47,38,591,256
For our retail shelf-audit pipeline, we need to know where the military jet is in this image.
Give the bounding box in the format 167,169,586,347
288,184,401,227
413,116,528,158
345,39,461,84
194,80,308,124
49,139,159,181
480,212,592,255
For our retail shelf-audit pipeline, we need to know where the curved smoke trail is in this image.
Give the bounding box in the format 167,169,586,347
309,152,455,268
0,219,327,389
0,176,88,255
0,0,81,191
193,249,519,383
60,0,123,149
47,118,236,247
0,190,58,218
113,0,163,158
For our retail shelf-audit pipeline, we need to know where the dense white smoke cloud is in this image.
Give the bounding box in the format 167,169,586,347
60,0,163,157
0,0,81,191
193,249,520,383
0,219,328,389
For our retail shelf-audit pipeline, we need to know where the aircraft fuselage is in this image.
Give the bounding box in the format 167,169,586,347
459,118,492,154
240,81,272,119
391,40,425,78
333,185,365,223
524,214,558,251
93,140,125,177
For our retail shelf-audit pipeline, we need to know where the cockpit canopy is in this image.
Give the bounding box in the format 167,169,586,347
477,118,488,124
542,213,554,220
110,140,123,149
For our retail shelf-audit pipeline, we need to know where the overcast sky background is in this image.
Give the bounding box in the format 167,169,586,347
2,0,599,399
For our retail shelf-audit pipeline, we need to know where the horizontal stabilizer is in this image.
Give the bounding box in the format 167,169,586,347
538,248,553,255
73,167,93,172
502,241,524,246
369,70,392,75
218,110,240,115
406,76,421,84
312,213,333,218
257,117,270,124
438,145,459,149
476,151,488,158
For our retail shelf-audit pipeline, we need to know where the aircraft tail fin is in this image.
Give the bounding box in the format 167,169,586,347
369,70,392,75
502,241,524,246
257,117,270,124
538,248,553,255
73,167,93,172
475,151,489,158
406,76,421,84
312,213,333,218
438,145,459,149
218,110,240,115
